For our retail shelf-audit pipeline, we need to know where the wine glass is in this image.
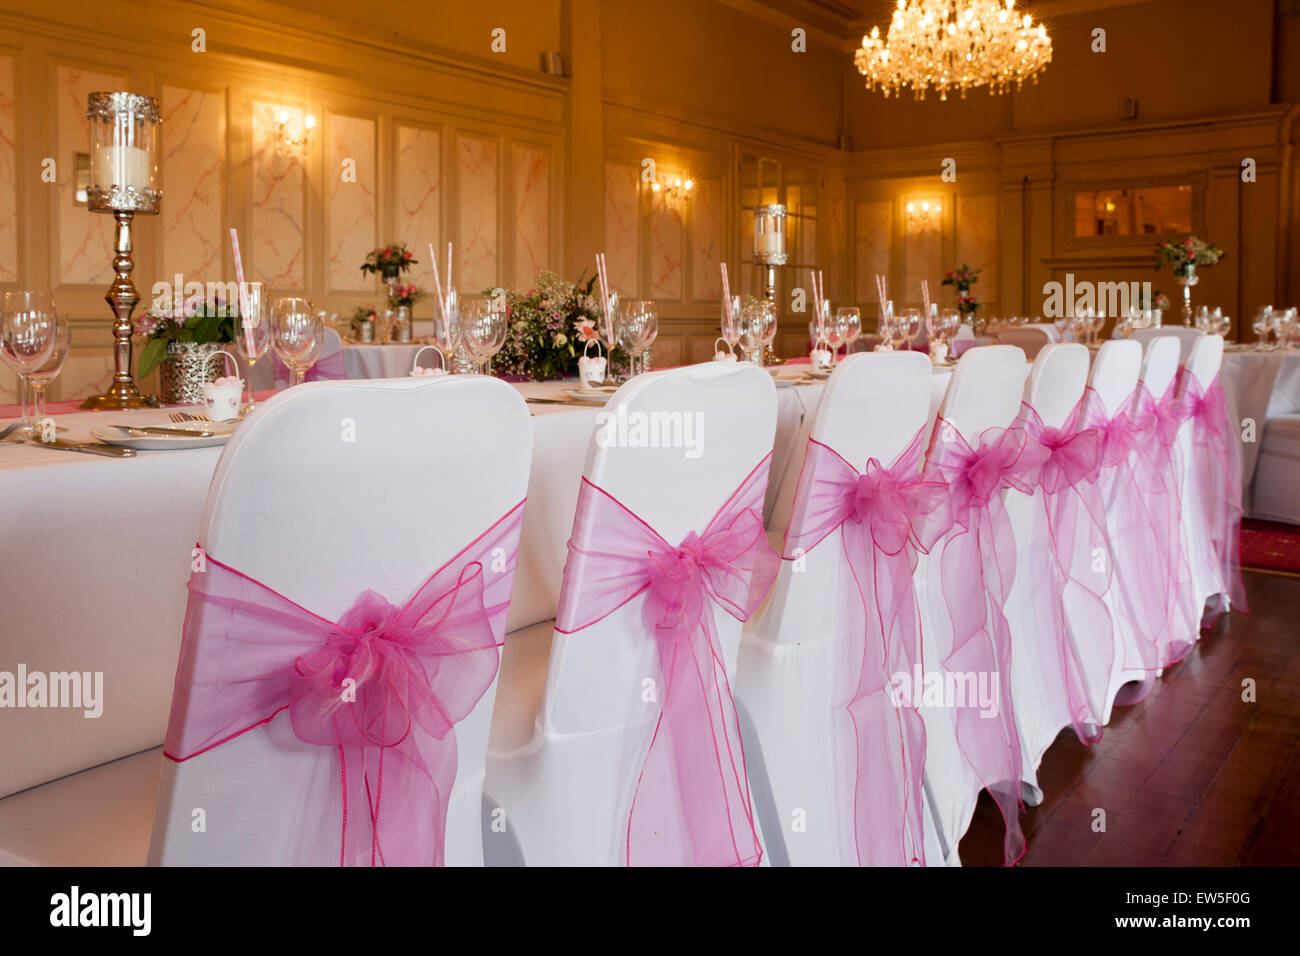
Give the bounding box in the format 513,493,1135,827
900,308,922,351
1,291,59,438
235,281,269,411
271,297,323,386
621,300,658,375
758,299,777,363
462,297,506,374
824,307,846,366
27,318,71,434
836,308,861,356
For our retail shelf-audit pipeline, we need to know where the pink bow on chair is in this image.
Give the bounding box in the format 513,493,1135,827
1126,383,1199,663
1080,387,1163,692
163,502,525,866
1173,369,1247,621
924,419,1047,866
1014,401,1112,744
783,428,950,865
555,456,779,866
272,349,346,385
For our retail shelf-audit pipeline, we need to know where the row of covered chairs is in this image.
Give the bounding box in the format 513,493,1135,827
0,335,1240,865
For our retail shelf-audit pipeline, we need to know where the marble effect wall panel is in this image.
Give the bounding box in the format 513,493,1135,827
457,133,498,291
160,85,224,285
603,161,638,296
396,125,441,293
327,113,376,292
250,100,305,287
57,65,125,286
512,143,548,285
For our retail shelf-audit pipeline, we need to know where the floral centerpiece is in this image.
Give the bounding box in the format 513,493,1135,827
361,243,420,308
388,283,424,308
1155,236,1224,277
351,305,378,341
135,290,238,402
941,264,982,316
491,270,628,381
361,243,417,282
1156,236,1223,325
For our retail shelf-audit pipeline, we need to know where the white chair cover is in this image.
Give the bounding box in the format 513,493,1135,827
735,351,946,866
149,375,533,865
913,345,1030,863
485,362,779,865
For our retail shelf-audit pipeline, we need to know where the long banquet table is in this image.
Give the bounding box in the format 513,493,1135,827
0,366,954,799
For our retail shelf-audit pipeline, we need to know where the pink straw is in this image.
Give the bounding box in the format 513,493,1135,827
720,263,735,338
427,241,447,322
446,242,453,297
230,229,249,325
921,279,932,319
596,253,613,343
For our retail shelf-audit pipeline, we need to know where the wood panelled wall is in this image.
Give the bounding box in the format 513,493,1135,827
1,0,1299,403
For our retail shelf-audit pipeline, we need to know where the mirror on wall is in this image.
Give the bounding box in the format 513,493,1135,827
1073,184,1194,237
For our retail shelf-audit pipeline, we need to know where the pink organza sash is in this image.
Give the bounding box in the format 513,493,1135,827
554,456,778,866
162,501,526,866
272,348,346,384
1013,400,1112,742
1080,387,1162,695
783,428,950,865
1127,383,1198,663
1174,369,1247,620
925,417,1048,866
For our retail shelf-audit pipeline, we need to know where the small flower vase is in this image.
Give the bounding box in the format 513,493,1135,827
1176,262,1199,327
452,342,477,374
355,319,374,343
158,341,225,405
394,306,412,343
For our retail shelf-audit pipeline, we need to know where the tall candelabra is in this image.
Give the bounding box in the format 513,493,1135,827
81,92,162,409
753,203,787,364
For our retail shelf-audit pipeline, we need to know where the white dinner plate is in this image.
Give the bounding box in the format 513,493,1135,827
805,366,832,379
89,420,238,451
561,387,617,404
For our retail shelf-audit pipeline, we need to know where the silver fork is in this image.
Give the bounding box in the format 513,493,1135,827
169,411,214,424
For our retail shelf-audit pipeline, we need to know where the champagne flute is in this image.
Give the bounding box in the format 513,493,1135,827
271,297,323,386
235,281,269,411
1,291,59,438
721,295,741,355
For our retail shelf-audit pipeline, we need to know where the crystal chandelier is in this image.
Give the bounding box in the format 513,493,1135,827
855,0,1052,101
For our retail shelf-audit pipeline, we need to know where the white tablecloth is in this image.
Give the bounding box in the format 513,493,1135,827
342,342,430,380
1219,348,1300,512
4,371,897,798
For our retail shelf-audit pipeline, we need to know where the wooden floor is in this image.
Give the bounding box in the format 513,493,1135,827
959,569,1300,866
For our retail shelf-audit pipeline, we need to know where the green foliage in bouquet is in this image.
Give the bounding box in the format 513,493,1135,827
490,270,629,380
134,290,239,380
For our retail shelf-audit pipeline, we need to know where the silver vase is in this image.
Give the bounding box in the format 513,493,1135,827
158,341,225,404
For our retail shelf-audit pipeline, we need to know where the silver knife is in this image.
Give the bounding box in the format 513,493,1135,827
29,438,137,458
110,423,216,438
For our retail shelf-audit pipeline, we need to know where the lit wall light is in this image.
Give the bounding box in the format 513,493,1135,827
905,199,942,223
274,109,316,155
649,172,695,200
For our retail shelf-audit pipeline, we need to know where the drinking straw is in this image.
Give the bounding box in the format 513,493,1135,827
428,241,447,322
921,279,932,320
446,242,453,298
815,270,827,337
595,253,613,343
720,262,735,338
230,228,249,323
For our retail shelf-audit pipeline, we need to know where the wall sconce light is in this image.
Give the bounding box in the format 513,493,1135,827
649,174,694,200
906,199,941,223
274,109,315,155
